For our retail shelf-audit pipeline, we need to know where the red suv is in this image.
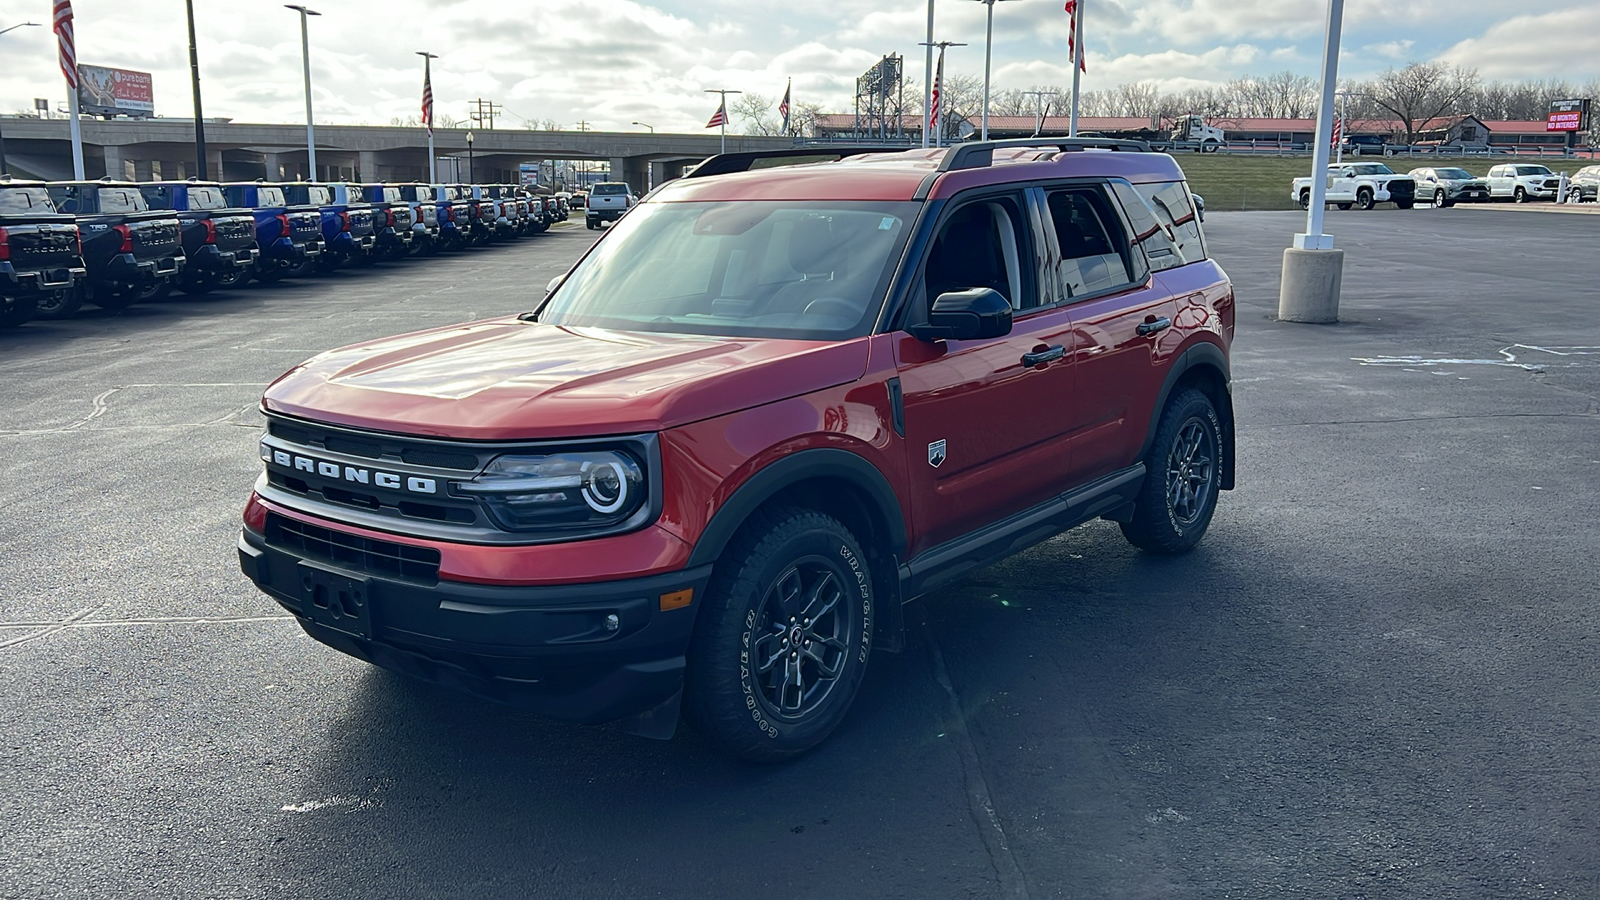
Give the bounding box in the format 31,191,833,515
239,139,1235,760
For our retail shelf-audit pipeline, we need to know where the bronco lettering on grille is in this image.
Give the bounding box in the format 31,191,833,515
268,447,437,494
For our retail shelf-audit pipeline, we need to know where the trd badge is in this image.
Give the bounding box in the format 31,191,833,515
928,439,947,468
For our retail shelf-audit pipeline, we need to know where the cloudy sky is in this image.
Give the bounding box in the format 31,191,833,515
1,0,1595,131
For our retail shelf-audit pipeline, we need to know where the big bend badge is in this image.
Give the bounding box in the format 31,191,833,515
928,439,947,468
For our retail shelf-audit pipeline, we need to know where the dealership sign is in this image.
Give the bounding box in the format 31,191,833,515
77,65,154,118
1545,98,1590,133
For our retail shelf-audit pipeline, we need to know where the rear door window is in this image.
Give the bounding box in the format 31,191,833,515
1042,187,1136,300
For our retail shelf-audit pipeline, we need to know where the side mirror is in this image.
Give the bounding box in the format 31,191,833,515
908,288,1013,342
545,273,567,295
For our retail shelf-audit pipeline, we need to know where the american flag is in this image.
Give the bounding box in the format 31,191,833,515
928,49,944,140
706,99,728,129
1331,115,1342,150
779,79,791,134
1065,0,1086,73
53,0,77,89
421,58,434,136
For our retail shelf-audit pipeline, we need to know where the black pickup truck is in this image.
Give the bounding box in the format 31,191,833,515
46,181,184,314
359,184,415,262
0,179,85,327
138,181,258,295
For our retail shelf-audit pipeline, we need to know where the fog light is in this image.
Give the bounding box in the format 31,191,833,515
604,614,620,632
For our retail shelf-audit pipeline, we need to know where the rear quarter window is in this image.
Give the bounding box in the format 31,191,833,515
1134,182,1206,264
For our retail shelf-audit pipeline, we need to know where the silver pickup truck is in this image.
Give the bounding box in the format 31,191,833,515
584,182,636,230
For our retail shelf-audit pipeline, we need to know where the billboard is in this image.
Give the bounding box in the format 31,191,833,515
1545,98,1590,133
519,163,539,186
78,65,154,118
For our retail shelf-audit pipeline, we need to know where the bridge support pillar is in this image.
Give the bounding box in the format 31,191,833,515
358,150,379,182
102,145,127,180
610,157,651,194
133,159,155,182
263,152,283,181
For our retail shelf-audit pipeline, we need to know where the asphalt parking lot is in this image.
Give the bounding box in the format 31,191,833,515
2,208,1598,900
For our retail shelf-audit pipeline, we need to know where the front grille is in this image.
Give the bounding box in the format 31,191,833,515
265,512,440,584
1388,179,1415,200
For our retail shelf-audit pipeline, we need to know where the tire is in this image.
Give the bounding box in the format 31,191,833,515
684,508,875,762
1355,188,1375,211
176,272,217,296
1514,186,1528,203
1569,188,1584,204
1297,190,1311,210
1434,189,1449,208
254,261,287,284
90,282,142,311
34,286,83,319
1120,388,1224,555
216,267,251,290
1396,200,1414,210
1336,202,1353,210
0,294,39,328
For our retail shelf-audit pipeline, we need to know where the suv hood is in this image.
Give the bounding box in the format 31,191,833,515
263,318,870,440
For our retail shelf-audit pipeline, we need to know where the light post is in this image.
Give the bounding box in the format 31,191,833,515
0,22,41,177
418,51,437,183
465,131,474,183
969,0,1019,141
632,121,654,133
183,0,209,180
633,123,655,189
922,0,935,148
284,5,320,180
918,40,965,147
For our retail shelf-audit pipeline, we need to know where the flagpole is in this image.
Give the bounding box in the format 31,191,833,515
981,0,994,140
418,51,437,182
54,0,85,178
922,0,934,148
704,88,741,155
1069,0,1083,137
67,74,84,179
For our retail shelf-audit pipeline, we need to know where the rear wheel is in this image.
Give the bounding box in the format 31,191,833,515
90,282,143,311
0,294,39,328
1120,388,1223,555
1569,188,1585,204
1514,186,1528,203
1297,190,1311,210
34,286,83,319
254,261,287,284
685,508,874,762
176,272,217,296
216,267,251,290
1434,189,1449,208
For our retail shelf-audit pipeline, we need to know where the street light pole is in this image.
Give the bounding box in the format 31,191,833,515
633,122,656,190
184,0,208,180
0,22,42,177
969,0,1018,141
922,0,934,148
284,5,320,180
465,131,474,183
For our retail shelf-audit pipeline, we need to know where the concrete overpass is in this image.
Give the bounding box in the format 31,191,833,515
0,117,794,190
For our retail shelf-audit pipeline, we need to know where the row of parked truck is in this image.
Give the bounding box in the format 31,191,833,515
0,177,574,328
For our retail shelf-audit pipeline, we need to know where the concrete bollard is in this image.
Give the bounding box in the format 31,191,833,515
1278,247,1345,323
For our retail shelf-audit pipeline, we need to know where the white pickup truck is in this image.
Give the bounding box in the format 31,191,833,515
1290,163,1417,211
584,182,637,229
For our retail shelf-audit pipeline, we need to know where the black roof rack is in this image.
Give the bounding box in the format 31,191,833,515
938,137,1151,172
684,146,912,180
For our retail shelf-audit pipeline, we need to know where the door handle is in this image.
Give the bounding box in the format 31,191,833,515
1137,317,1172,336
1021,345,1066,368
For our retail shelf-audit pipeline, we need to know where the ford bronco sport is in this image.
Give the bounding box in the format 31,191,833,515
239,139,1236,761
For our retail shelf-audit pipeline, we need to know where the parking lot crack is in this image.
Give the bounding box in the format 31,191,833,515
922,620,1032,900
0,605,105,651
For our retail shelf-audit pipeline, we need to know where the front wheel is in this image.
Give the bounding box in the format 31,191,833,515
1355,189,1375,210
1120,388,1223,555
685,508,874,762
1395,200,1414,210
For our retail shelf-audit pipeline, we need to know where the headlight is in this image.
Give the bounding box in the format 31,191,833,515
453,451,646,532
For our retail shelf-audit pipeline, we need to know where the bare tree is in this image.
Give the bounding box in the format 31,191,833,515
734,93,785,136
1364,62,1479,143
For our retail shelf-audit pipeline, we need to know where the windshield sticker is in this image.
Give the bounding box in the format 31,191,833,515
879,217,896,230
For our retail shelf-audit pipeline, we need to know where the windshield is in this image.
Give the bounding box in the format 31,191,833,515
1350,164,1395,176
538,200,918,340
0,187,54,214
1435,168,1473,180
1516,166,1552,176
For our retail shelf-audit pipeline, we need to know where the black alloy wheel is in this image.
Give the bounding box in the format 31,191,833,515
1355,188,1375,210
1298,190,1311,210
215,267,251,289
685,508,874,761
1120,388,1223,554
33,286,83,319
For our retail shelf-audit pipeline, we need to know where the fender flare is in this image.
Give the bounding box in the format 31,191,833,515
1139,340,1235,490
685,448,908,569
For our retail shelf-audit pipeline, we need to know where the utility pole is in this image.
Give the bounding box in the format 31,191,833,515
469,97,501,130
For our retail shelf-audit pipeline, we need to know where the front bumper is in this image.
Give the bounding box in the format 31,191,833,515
238,521,712,724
